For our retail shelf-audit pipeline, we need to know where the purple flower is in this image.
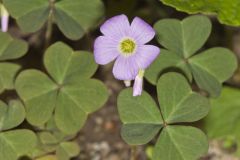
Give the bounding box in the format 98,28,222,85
94,14,160,81
1,5,9,32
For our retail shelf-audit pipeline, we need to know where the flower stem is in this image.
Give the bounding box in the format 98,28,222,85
130,146,137,160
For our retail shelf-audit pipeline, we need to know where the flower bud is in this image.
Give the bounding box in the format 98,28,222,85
133,69,145,96
1,4,9,32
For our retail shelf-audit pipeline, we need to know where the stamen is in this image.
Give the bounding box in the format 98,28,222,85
119,38,136,56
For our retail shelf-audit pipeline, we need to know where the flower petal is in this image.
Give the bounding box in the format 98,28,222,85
100,14,130,39
130,17,155,44
113,56,139,80
94,36,119,65
134,45,160,69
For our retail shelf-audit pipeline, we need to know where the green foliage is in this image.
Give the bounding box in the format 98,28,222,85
56,141,80,160
0,32,28,93
0,129,37,160
15,42,109,134
157,72,210,123
145,15,237,97
153,126,208,160
160,0,240,26
30,129,79,160
0,32,28,60
3,0,104,40
204,87,240,155
118,89,163,145
0,100,25,131
118,72,209,160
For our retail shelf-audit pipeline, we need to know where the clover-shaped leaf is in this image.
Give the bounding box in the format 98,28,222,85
160,0,240,27
3,0,104,40
145,15,237,97
118,72,209,160
0,32,28,93
0,129,37,160
15,42,109,134
0,100,25,131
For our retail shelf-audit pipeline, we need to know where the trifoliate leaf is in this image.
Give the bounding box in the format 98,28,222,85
3,0,104,40
146,15,237,97
15,42,108,134
118,73,209,160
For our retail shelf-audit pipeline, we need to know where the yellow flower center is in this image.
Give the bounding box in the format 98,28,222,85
119,38,136,55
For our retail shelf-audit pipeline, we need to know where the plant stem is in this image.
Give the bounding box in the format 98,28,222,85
45,0,55,49
130,146,137,160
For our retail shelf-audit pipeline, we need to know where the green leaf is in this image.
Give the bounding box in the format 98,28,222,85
189,47,238,82
160,0,240,26
153,126,208,160
39,84,104,133
0,32,28,93
190,64,222,97
15,69,58,126
55,0,104,40
0,129,37,160
44,42,98,84
118,88,162,124
0,32,28,60
121,124,161,145
0,100,25,131
204,87,240,143
53,8,84,41
118,88,163,145
16,42,108,134
2,0,49,33
3,0,104,40
0,63,21,93
154,15,211,58
145,49,192,85
157,72,210,123
39,132,58,145
189,47,237,97
56,141,80,160
147,16,238,98
118,74,210,159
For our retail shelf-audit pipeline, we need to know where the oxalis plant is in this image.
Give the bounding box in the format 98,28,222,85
0,0,238,160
